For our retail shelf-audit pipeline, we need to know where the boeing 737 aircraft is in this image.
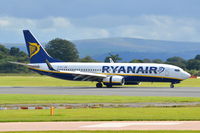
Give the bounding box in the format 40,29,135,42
11,30,191,88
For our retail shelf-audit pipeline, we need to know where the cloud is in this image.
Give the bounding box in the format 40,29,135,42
0,19,10,27
0,15,200,43
0,16,110,43
71,14,200,42
110,15,200,42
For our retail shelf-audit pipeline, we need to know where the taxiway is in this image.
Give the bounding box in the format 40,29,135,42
0,121,200,131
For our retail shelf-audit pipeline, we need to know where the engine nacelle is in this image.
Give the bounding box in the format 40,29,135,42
103,76,125,86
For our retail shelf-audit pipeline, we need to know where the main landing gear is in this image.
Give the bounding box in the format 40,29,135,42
96,82,113,88
96,82,103,88
170,83,175,88
106,84,113,88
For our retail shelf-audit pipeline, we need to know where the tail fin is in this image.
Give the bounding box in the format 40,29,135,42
23,30,61,63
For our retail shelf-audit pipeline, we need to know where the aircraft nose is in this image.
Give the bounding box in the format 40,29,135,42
183,71,191,79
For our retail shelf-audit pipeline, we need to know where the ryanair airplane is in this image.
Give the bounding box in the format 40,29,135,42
11,30,191,88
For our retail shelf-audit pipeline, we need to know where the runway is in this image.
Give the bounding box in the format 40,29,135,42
1,121,200,131
0,86,200,97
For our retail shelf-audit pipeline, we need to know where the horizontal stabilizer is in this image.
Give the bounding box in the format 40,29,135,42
8,61,29,66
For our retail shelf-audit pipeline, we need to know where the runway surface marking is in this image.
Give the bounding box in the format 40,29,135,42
0,121,200,131
82,122,181,128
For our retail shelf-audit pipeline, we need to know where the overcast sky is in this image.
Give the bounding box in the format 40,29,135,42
1,0,200,43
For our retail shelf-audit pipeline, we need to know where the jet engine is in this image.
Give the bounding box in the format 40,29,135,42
103,76,125,86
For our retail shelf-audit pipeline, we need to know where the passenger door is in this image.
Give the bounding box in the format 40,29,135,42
165,69,170,76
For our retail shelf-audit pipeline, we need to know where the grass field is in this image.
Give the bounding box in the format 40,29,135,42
0,76,199,133
0,107,200,122
0,131,200,133
0,76,199,87
1,94,200,104
1,131,200,133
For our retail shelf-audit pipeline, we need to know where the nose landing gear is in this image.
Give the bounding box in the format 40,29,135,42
170,83,174,88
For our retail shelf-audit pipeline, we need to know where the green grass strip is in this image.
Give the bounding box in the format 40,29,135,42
1,107,200,122
1,94,200,104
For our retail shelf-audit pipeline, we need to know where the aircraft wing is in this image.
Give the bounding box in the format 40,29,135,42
59,70,107,81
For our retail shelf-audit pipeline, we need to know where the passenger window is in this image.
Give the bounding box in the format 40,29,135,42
175,69,180,72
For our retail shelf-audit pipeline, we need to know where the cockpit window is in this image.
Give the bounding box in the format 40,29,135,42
174,69,180,72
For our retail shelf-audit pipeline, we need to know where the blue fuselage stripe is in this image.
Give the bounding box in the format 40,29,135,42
30,68,181,83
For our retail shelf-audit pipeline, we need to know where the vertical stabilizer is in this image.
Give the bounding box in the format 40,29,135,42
23,30,61,63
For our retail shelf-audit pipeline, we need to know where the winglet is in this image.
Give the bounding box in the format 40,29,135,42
109,58,115,63
45,59,56,71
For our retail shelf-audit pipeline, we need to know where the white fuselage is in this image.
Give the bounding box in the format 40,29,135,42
29,62,191,83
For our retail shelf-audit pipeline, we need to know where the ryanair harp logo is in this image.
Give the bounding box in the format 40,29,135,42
28,42,40,58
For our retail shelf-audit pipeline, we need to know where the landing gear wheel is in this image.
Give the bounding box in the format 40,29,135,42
96,83,103,88
106,84,113,88
170,83,174,88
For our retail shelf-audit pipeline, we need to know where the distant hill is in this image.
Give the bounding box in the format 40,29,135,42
3,37,200,61
74,38,200,61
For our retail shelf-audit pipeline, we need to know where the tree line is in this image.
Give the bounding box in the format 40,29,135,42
0,38,200,75
102,53,200,76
